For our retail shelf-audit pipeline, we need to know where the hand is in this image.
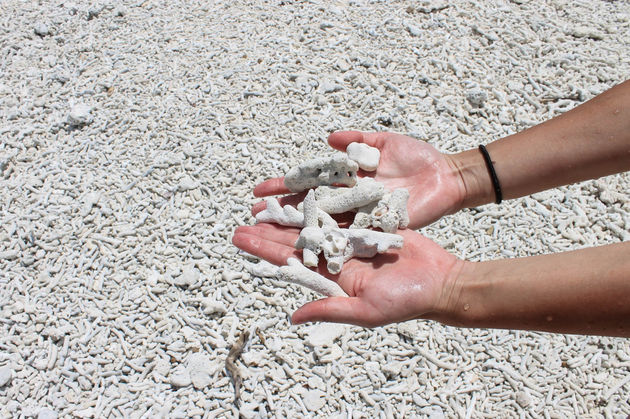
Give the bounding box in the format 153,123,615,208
232,223,464,327
252,131,466,228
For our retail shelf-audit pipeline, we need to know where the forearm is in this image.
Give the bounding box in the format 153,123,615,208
451,80,630,207
440,241,630,337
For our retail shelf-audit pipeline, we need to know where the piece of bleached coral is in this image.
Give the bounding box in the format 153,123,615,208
67,103,93,127
303,190,318,228
313,184,346,201
296,227,403,274
295,226,326,268
245,260,280,278
316,177,385,214
319,229,348,274
278,258,348,297
256,198,304,227
317,210,338,228
301,190,319,266
351,188,410,233
245,258,348,297
351,211,372,230
345,228,403,258
257,195,338,233
369,190,409,233
392,189,410,226
284,155,359,192
302,249,319,268
295,226,353,273
346,142,380,171
297,202,339,229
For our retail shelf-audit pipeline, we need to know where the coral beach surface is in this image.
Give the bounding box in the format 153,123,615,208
1,0,629,417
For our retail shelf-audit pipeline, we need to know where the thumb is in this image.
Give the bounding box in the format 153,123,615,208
291,297,381,328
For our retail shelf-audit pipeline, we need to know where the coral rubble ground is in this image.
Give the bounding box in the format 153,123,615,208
1,0,629,417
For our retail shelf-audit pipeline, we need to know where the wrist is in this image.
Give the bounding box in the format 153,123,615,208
434,260,491,328
445,149,496,209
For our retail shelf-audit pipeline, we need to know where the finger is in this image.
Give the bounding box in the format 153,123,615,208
232,230,300,265
251,192,308,216
253,177,290,197
291,297,381,327
235,224,300,248
327,131,385,152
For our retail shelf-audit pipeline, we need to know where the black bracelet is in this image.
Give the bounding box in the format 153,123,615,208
478,144,503,204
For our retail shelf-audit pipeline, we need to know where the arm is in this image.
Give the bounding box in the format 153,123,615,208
233,224,630,337
437,241,630,337
252,81,630,229
450,80,630,207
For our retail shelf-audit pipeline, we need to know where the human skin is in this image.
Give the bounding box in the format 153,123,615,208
253,80,630,225
446,241,630,337
233,224,460,328
251,131,464,228
232,224,630,337
450,79,630,209
236,80,630,336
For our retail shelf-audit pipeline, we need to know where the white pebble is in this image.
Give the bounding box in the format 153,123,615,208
0,366,12,387
38,408,58,419
178,175,198,191
67,104,93,126
245,260,279,278
303,389,326,411
407,24,422,37
170,369,192,387
320,80,342,94
515,390,531,408
187,353,217,389
0,250,18,260
201,297,227,315
222,271,243,281
346,142,381,172
180,265,200,285
34,22,49,36
305,323,347,347
466,88,487,108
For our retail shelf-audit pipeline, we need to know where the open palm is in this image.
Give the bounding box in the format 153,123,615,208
232,224,462,327
252,131,465,229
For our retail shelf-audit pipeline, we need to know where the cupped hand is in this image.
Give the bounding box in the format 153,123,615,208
232,223,464,327
252,131,466,228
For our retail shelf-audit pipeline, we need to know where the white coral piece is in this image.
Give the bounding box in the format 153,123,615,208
257,195,339,232
317,209,338,228
316,177,385,214
245,260,280,278
313,184,346,201
301,190,323,266
302,189,318,228
256,198,304,227
297,200,339,229
345,228,404,258
351,188,410,233
278,258,348,297
296,226,403,274
284,155,359,192
346,142,380,171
